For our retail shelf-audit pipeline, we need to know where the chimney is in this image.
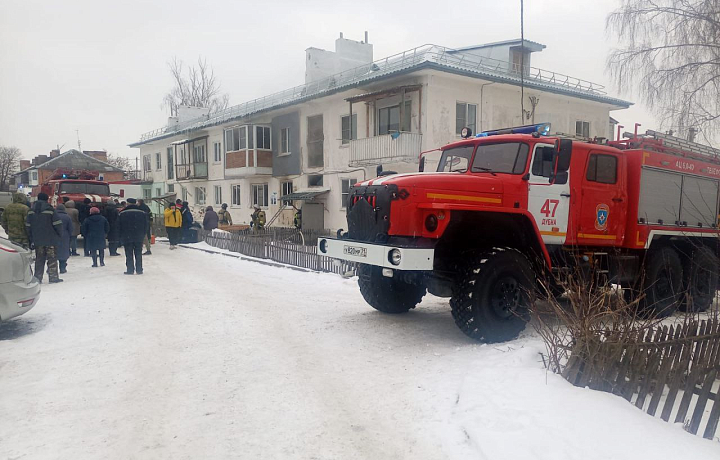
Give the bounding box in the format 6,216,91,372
20,160,30,170
49,149,60,158
33,155,49,166
84,150,108,162
340,32,343,38
365,31,368,43
688,127,697,143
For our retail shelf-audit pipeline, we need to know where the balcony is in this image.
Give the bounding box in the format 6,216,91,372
349,132,422,167
225,149,272,177
175,162,208,181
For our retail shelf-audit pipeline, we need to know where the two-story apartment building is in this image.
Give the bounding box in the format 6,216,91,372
130,35,631,231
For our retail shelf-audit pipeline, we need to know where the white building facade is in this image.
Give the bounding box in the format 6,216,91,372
130,36,631,231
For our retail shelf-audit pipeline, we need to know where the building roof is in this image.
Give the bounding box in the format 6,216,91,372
14,149,124,176
130,43,632,147
450,39,546,53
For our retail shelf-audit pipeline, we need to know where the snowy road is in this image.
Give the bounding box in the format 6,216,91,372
1,241,719,459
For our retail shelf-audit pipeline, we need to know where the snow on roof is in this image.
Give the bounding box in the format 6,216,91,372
130,43,631,147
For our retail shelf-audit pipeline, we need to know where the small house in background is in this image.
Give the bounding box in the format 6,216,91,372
14,149,125,195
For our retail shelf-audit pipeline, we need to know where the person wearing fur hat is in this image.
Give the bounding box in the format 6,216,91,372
25,192,63,283
81,206,109,267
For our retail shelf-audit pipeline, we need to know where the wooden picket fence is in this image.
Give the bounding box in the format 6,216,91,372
564,318,720,439
199,228,357,276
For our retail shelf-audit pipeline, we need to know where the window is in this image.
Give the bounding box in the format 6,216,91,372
341,178,355,208
280,128,290,154
31,171,37,181
232,184,241,206
576,121,590,138
167,148,174,180
195,187,206,205
143,188,151,200
308,174,323,187
59,183,110,195
214,185,222,204
155,187,161,197
281,181,293,206
469,142,529,174
213,142,222,162
456,102,477,135
341,114,357,144
143,154,151,172
168,184,174,193
193,144,206,163
155,152,162,170
252,183,269,207
378,101,411,135
256,126,271,150
586,154,617,184
439,147,471,172
307,115,324,168
225,126,247,152
531,146,556,178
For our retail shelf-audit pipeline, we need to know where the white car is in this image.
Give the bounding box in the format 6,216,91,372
0,238,41,321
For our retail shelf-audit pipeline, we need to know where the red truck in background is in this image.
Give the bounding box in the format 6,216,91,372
319,123,720,342
36,169,114,208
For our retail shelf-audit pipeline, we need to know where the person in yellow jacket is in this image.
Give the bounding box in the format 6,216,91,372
164,203,183,249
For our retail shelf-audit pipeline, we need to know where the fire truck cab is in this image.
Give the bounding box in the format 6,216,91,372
38,169,113,208
319,124,720,342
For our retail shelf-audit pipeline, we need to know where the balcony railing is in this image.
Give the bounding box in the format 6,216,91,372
175,162,208,181
349,132,422,167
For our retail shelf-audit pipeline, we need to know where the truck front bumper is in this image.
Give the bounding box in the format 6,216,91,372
317,238,434,271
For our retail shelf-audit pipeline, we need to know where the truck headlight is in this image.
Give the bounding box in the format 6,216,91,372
389,249,402,266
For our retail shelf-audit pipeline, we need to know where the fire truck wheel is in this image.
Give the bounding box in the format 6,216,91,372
681,245,719,313
640,246,683,318
450,248,535,343
357,265,426,314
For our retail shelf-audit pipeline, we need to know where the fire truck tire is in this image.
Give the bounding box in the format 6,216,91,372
640,246,683,318
357,265,426,314
450,248,535,343
681,246,719,313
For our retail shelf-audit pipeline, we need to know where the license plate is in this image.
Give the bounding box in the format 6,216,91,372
343,245,367,257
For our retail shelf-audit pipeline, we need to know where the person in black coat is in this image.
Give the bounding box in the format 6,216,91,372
55,203,73,274
25,192,63,283
202,206,218,231
81,207,109,267
105,201,121,256
180,201,194,243
119,198,148,275
138,199,153,255
78,198,92,256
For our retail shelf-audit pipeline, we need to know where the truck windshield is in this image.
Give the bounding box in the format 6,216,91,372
471,142,529,174
437,146,473,172
59,183,110,196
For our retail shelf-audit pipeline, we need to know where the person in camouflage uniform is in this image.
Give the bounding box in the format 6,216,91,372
1,192,30,248
26,192,63,283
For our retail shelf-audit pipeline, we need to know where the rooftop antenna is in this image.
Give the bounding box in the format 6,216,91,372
76,129,82,153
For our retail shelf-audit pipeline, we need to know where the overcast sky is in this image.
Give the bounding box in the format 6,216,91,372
0,0,655,162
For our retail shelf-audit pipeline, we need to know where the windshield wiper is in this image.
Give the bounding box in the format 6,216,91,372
474,167,497,176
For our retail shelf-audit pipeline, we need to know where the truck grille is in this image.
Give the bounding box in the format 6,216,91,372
346,184,397,242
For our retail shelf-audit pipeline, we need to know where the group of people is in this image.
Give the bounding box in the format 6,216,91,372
163,199,209,248
0,192,153,282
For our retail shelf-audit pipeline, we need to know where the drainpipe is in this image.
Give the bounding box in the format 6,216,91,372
479,82,494,132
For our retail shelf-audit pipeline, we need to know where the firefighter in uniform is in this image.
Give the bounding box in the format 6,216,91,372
26,192,63,283
251,206,266,232
1,192,30,248
218,203,232,226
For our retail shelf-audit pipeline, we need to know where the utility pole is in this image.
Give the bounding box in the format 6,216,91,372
76,129,82,153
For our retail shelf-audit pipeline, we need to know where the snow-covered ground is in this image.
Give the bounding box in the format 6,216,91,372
1,239,719,459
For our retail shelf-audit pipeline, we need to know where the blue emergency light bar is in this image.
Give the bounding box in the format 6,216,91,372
476,122,551,137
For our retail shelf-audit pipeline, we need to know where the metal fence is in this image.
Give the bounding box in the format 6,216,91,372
199,228,357,276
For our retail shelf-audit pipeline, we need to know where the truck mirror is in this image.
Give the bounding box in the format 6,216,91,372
376,165,383,177
553,139,572,173
419,156,425,172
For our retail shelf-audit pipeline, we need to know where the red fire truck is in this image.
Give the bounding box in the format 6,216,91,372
319,124,720,342
37,169,114,208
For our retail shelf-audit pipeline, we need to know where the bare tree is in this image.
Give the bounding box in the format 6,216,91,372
106,153,137,179
162,57,230,116
0,146,21,192
607,0,720,138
